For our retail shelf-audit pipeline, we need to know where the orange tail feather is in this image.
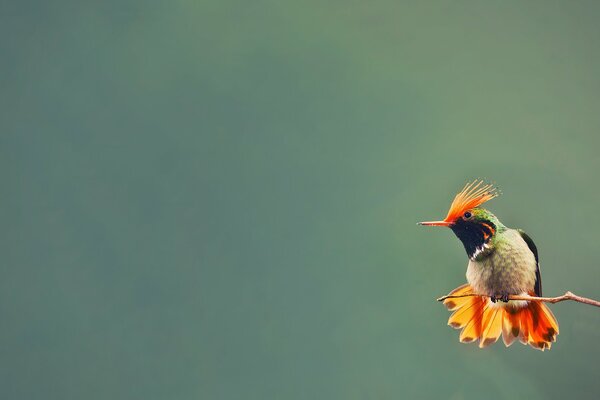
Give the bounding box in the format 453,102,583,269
444,285,559,351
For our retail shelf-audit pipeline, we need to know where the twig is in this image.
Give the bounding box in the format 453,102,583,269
436,291,600,308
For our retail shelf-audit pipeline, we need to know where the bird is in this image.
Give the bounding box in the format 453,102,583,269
418,180,558,350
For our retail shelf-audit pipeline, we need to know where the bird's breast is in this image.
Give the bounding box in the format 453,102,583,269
465,229,537,296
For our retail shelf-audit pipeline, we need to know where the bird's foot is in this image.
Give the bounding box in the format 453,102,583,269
489,293,510,303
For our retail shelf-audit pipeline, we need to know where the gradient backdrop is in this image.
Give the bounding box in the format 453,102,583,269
3,1,600,399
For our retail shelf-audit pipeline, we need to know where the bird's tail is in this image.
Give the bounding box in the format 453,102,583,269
443,284,559,350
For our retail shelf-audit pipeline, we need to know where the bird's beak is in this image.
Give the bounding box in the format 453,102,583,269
417,220,452,227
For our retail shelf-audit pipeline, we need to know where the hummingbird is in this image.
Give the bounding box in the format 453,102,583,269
419,180,558,350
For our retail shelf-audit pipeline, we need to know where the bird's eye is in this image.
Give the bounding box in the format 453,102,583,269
463,211,472,219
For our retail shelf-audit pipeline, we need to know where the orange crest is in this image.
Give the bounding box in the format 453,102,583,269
444,180,499,222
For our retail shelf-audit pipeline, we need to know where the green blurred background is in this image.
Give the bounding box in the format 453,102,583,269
3,0,600,399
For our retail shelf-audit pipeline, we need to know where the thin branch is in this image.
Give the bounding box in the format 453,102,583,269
436,291,600,308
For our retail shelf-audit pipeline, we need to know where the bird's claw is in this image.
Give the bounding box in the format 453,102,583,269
489,294,510,303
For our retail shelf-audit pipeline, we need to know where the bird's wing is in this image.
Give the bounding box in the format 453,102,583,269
517,229,542,297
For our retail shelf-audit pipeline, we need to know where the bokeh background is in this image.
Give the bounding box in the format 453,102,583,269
3,1,600,399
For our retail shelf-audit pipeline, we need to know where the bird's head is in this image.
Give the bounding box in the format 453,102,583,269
418,180,503,258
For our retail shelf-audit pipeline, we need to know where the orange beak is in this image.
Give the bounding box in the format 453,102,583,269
417,220,452,227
